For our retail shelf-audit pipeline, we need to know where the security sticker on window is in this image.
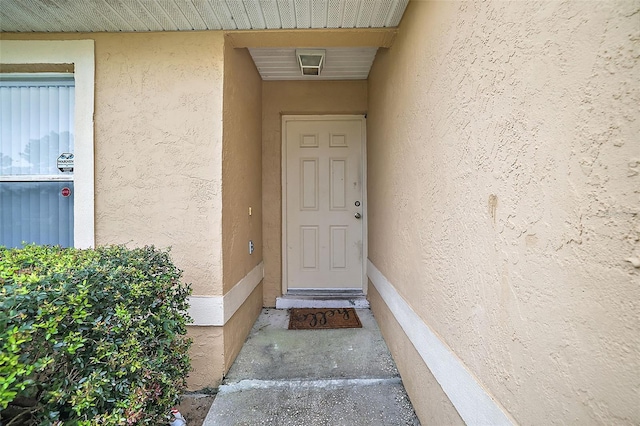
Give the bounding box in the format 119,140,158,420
57,153,74,173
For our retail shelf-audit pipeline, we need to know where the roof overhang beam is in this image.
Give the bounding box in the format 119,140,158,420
225,28,397,49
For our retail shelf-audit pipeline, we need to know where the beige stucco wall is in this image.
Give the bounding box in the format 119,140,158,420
93,32,224,298
369,285,464,425
368,1,639,424
223,282,264,370
219,41,263,376
222,43,263,292
187,326,224,390
262,80,367,306
1,31,225,297
2,31,228,389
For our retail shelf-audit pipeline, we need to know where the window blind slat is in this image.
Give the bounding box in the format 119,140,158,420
0,76,75,248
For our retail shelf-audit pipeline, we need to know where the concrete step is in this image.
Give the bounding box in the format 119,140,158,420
276,290,370,309
203,309,420,425
204,378,419,426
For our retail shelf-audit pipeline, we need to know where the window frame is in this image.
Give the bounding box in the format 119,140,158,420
0,40,95,248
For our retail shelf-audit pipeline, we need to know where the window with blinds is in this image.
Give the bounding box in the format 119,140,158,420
0,74,75,248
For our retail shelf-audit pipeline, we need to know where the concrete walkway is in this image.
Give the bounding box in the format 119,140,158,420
203,308,420,426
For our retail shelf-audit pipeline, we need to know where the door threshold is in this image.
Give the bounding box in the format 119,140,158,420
276,289,369,309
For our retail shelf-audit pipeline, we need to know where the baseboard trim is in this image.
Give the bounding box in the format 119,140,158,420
189,262,264,326
367,260,515,426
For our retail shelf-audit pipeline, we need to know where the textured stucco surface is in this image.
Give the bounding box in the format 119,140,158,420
262,81,367,306
220,43,263,382
222,282,263,372
368,1,639,424
369,284,464,425
2,31,228,389
222,43,263,293
91,32,224,298
1,31,225,297
187,325,224,390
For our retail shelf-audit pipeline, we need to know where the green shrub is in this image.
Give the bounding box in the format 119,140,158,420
0,245,192,425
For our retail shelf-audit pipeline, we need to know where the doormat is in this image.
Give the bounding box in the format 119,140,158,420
288,308,362,330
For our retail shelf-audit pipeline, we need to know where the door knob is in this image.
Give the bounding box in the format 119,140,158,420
355,212,362,219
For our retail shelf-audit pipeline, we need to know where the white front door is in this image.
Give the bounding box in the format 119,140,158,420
283,116,365,292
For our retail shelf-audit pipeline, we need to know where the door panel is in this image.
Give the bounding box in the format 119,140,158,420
285,118,363,290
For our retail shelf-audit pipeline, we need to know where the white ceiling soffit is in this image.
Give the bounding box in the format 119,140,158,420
0,0,409,33
250,47,377,80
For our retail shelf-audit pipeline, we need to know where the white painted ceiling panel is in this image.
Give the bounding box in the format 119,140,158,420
386,0,409,27
176,1,209,30
294,0,312,29
311,0,328,28
75,1,123,31
123,1,164,31
342,0,361,27
17,1,62,32
115,1,155,31
95,1,136,32
356,0,376,27
158,0,194,30
208,2,236,29
226,1,253,29
244,0,267,29
0,12,23,32
0,0,408,32
326,0,344,29
1,4,43,32
1,0,407,81
371,0,393,27
249,47,378,80
18,1,66,32
260,0,283,29
276,0,296,29
190,2,222,30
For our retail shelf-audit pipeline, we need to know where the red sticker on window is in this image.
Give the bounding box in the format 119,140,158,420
61,187,71,197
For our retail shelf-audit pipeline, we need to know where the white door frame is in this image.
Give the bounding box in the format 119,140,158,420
281,114,368,295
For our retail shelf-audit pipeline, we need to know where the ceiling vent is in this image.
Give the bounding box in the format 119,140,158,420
296,49,325,76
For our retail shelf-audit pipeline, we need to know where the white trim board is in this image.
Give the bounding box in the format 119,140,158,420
367,260,516,426
188,262,264,326
0,40,96,249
